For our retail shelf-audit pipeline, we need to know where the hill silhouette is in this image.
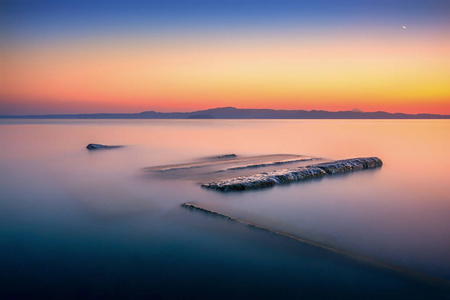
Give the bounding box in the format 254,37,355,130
1,107,449,119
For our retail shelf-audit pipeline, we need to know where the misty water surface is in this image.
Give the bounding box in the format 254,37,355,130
0,119,449,299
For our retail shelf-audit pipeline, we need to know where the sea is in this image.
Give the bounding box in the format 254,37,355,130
0,119,449,299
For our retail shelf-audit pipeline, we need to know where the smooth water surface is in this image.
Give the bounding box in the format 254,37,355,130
0,119,449,299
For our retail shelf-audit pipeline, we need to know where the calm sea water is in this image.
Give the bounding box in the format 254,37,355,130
0,119,449,299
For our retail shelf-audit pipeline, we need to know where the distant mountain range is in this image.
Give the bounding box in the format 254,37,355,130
1,107,449,119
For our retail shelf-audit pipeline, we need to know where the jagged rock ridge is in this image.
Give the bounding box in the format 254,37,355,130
202,157,382,191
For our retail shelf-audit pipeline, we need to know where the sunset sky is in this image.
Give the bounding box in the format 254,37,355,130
1,0,449,115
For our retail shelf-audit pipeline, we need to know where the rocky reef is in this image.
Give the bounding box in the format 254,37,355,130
202,157,382,191
146,154,313,173
86,143,122,150
181,201,437,282
181,202,367,258
217,154,237,158
311,157,382,174
215,157,317,172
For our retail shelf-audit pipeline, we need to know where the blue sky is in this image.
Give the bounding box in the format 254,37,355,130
2,0,449,40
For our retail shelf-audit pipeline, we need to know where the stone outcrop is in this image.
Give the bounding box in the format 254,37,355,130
202,157,382,191
146,154,312,172
217,154,237,158
86,144,122,150
215,157,317,172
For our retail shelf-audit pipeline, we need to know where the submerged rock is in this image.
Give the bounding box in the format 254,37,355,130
146,154,310,173
86,143,122,150
202,157,382,191
216,157,316,172
217,154,237,158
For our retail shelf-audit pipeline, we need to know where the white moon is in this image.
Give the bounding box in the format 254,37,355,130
402,25,407,29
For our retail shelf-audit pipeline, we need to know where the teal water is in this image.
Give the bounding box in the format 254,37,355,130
0,119,449,299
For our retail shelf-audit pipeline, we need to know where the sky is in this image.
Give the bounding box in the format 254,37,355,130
1,0,449,115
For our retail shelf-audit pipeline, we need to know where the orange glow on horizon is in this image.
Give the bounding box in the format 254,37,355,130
1,29,449,115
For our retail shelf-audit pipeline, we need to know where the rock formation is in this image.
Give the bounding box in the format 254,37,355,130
202,157,382,191
86,144,122,150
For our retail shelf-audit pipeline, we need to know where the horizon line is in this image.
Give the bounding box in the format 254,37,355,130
1,106,449,118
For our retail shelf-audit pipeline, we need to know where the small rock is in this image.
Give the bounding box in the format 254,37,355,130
217,154,237,158
86,143,121,150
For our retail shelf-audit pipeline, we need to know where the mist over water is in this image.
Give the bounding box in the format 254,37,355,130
0,119,449,299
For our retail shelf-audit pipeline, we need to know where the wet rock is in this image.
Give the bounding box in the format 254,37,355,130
217,154,237,158
202,157,382,191
310,157,382,174
86,143,122,150
216,157,316,172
